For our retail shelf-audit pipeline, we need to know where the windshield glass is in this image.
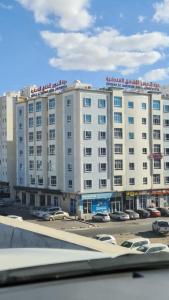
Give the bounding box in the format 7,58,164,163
137,246,148,253
121,241,133,248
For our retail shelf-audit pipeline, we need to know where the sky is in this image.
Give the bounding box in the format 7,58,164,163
1,0,169,93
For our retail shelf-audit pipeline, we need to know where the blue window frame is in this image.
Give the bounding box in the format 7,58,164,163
83,98,91,107
28,103,33,113
98,99,106,108
129,132,134,139
128,101,134,108
98,115,106,124
36,101,42,112
128,117,134,124
153,100,160,110
141,103,146,109
164,105,169,112
114,96,122,107
114,112,122,123
48,98,55,109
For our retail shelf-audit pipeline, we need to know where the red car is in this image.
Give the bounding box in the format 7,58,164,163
146,208,161,217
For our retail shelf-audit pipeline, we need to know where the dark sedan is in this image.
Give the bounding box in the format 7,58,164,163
135,209,150,218
157,207,169,217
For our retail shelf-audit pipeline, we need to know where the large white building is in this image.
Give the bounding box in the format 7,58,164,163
14,79,169,219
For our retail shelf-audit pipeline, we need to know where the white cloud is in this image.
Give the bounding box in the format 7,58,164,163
16,0,93,31
40,29,169,72
138,15,145,23
142,67,169,81
0,3,13,10
153,0,169,23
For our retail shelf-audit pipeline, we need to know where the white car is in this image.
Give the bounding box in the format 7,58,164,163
43,211,69,221
152,220,169,234
7,215,23,221
92,213,110,222
109,211,130,221
36,207,61,218
137,243,169,254
95,234,117,245
121,238,150,250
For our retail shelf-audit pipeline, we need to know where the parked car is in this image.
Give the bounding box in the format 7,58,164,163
137,243,169,254
109,211,130,221
156,207,169,217
7,215,23,221
146,208,161,217
135,208,150,218
36,207,62,218
95,234,117,245
125,210,139,220
152,220,169,234
43,211,69,221
121,238,150,250
92,213,110,222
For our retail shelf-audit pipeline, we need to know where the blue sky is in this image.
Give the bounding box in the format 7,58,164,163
1,0,169,93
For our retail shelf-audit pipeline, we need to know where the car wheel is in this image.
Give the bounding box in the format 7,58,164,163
49,217,53,221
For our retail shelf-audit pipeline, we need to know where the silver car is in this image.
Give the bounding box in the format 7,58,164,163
109,211,130,221
43,211,69,221
92,213,110,222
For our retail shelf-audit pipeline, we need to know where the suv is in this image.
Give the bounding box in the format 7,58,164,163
152,220,169,234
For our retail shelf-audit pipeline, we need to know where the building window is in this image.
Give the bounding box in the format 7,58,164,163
29,132,34,142
114,176,122,186
28,103,33,113
67,115,71,123
165,177,169,184
37,145,42,156
153,115,160,125
49,145,55,155
98,131,106,140
128,132,134,139
84,147,92,156
37,160,42,171
114,112,122,123
67,131,72,138
67,148,72,155
98,99,106,108
67,99,71,106
115,160,123,170
142,132,147,139
98,115,106,124
49,129,55,140
47,195,51,206
153,100,160,110
114,144,123,154
83,98,91,107
165,162,169,170
38,176,43,185
154,144,161,153
164,105,169,112
29,117,33,128
128,101,134,108
51,176,57,186
114,128,123,139
49,114,55,125
143,177,148,184
164,134,169,141
19,123,23,129
129,178,135,185
36,116,42,127
68,164,72,171
128,117,134,124
129,163,134,170
68,180,73,188
141,103,146,109
83,200,92,213
153,130,160,139
99,179,107,188
29,146,34,156
29,160,34,170
142,148,147,154
83,131,92,140
99,147,107,156
84,163,92,172
142,118,147,124
48,98,55,109
129,148,134,154
165,148,169,155
84,180,92,189
154,159,161,169
36,131,42,141
114,96,122,107
99,163,107,172
164,119,169,126
153,174,160,184
36,101,41,112
143,162,147,169
83,114,92,123
30,175,35,185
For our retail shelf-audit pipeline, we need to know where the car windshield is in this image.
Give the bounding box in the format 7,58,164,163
137,246,148,253
158,222,169,227
121,241,133,248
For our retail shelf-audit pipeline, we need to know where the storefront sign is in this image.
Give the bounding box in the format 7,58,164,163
126,192,139,196
30,80,67,97
106,77,160,92
81,192,113,200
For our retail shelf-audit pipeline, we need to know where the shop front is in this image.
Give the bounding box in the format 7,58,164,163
78,192,113,220
110,192,123,212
